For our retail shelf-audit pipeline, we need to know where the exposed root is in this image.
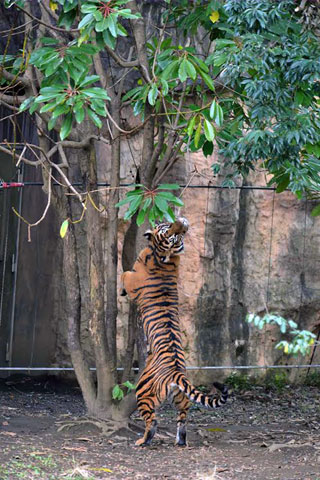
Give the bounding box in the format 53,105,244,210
56,417,126,436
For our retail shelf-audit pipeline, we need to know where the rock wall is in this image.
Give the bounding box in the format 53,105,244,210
112,143,320,384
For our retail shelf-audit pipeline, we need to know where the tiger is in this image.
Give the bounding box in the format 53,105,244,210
121,217,228,447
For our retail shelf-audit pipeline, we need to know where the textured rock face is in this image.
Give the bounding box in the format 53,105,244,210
114,147,320,384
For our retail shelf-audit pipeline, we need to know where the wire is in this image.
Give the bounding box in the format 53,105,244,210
0,364,320,372
0,181,280,191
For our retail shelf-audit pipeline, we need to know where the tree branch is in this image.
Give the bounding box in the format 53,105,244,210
104,45,139,68
0,93,25,105
127,1,152,83
0,67,31,88
16,4,79,33
0,144,43,166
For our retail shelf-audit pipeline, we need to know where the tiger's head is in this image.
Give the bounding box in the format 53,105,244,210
144,217,189,262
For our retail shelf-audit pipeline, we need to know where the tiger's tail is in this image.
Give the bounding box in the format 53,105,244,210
171,375,228,409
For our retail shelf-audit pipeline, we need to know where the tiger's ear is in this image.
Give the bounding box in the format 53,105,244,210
144,230,153,241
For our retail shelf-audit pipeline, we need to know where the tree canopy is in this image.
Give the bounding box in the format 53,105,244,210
2,0,320,223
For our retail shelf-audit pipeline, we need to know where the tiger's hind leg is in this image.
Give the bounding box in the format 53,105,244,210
135,393,158,446
173,390,190,447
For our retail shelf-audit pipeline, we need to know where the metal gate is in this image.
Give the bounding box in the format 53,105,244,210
0,154,22,369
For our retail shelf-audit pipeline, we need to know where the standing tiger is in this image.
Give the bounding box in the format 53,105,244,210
121,217,228,446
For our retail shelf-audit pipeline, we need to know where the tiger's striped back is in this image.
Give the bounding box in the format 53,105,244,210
121,218,228,446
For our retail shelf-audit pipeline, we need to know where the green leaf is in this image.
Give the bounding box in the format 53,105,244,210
80,4,97,14
82,87,110,100
178,58,188,83
48,116,57,131
112,384,124,401
203,141,214,157
136,208,147,226
204,119,215,142
19,97,35,112
169,197,184,207
215,103,224,127
161,59,179,80
103,28,116,49
185,60,197,80
194,121,202,148
154,195,168,213
115,197,132,208
311,204,320,217
60,219,69,238
124,195,143,220
187,116,196,137
141,196,152,210
156,183,180,190
87,108,102,128
78,13,94,29
52,104,70,119
148,83,158,106
60,113,73,140
74,105,85,124
164,206,176,222
39,102,56,113
198,70,215,91
210,100,224,126
122,380,136,391
78,75,100,88
276,175,290,193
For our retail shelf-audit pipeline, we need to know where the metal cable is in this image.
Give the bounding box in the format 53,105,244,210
0,364,320,372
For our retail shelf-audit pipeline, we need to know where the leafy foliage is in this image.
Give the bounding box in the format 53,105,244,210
116,184,184,226
8,1,139,140
168,0,320,203
112,380,136,401
4,0,320,220
246,313,318,356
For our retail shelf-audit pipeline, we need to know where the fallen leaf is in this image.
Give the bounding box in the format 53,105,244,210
268,441,313,452
207,427,227,432
88,467,113,473
62,446,87,452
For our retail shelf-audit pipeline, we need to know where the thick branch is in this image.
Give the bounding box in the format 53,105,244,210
127,1,151,83
0,145,42,166
105,45,139,68
0,93,25,105
0,67,31,88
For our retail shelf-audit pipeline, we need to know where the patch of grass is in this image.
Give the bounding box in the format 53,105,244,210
225,370,292,392
225,372,255,391
0,454,60,480
265,370,289,392
304,371,320,387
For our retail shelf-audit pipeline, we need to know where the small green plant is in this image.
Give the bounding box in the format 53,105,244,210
305,371,320,387
112,380,136,401
116,183,184,226
225,372,255,391
265,370,288,391
246,313,318,356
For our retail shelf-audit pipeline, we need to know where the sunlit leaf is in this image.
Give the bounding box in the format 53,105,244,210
209,11,220,24
60,219,69,238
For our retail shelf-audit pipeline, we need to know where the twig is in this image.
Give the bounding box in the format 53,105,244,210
16,4,79,33
0,145,42,166
104,45,139,68
12,167,53,242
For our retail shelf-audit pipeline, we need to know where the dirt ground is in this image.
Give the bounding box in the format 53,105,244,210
0,376,319,480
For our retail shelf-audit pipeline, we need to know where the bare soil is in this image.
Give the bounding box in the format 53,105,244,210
0,376,319,480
